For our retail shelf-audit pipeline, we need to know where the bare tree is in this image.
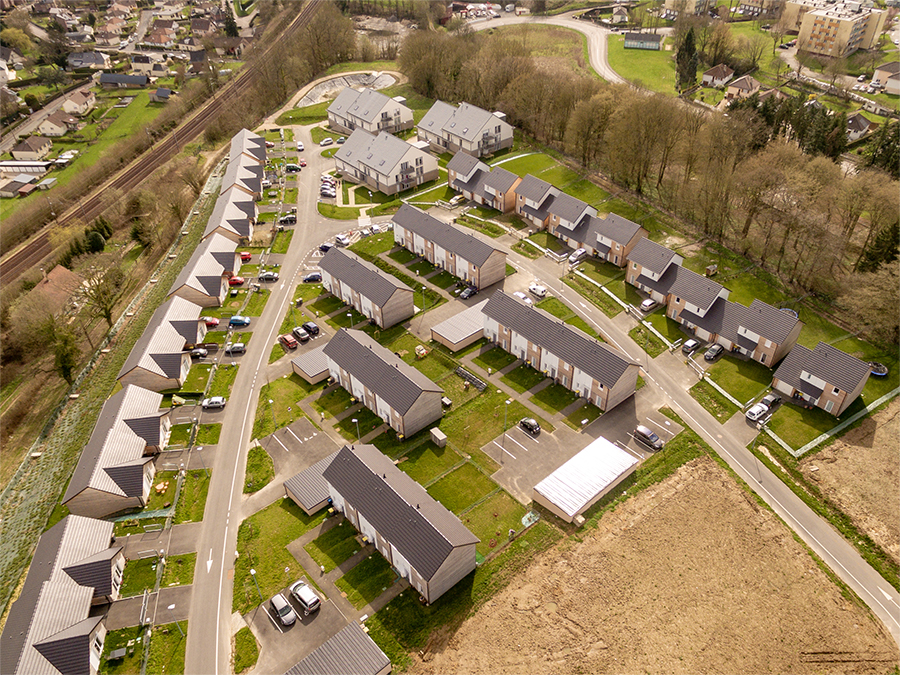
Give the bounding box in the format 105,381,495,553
79,263,126,329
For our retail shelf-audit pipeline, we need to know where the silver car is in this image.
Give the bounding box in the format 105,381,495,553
270,593,297,626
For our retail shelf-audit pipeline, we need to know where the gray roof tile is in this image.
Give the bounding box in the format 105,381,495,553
593,213,645,246
336,129,418,176
283,622,390,675
328,87,407,125
627,238,680,275
283,451,338,513
322,445,478,581
482,166,519,194
322,329,442,415
319,247,411,307
446,151,485,177
118,296,201,380
547,192,594,226
515,174,557,205
392,203,501,268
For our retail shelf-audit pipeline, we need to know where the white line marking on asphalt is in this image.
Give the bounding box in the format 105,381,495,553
272,435,290,452
504,434,531,452
207,549,213,573
491,440,516,460
286,427,303,444
263,606,284,633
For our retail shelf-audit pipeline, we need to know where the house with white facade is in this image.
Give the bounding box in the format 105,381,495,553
417,100,514,157
327,87,414,135
168,232,239,307
334,129,438,195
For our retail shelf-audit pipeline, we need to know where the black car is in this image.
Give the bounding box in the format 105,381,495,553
634,424,664,451
760,393,782,409
302,321,319,336
704,344,724,361
303,272,322,283
319,243,332,253
519,417,541,435
459,285,478,300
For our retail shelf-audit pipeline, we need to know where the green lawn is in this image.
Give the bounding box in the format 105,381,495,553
494,152,557,176
563,401,603,430
644,312,684,343
429,270,457,289
629,324,667,358
350,231,394,257
310,294,344,316
271,230,293,254
318,203,363,219
275,100,330,126
606,34,677,95
511,239,543,259
252,373,321,440
233,627,259,675
396,441,463,485
388,248,417,264
536,164,582,188
408,259,436,276
244,289,271,317
411,184,456,203
335,554,397,610
114,517,167,538
707,355,776,406
121,557,159,598
426,463,497,514
195,424,221,445
311,386,355,419
146,622,186,675
530,383,579,415
243,446,274,494
168,424,192,447
326,306,367,330
460,491,528,558
161,553,196,587
457,216,505,238
386,332,456,382
310,126,343,143
689,380,739,423
233,498,327,614
173,470,211,525
766,397,867,451
472,346,518,373
147,471,177,510
562,274,625,318
100,626,145,675
527,230,567,253
500,363,548,394
565,179,611,206
180,364,212,394
577,258,623,285
208,363,238,398
335,407,383,441
304,520,360,573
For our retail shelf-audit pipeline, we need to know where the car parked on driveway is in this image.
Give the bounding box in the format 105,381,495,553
512,291,533,305
633,424,664,450
228,276,245,286
745,401,770,422
761,393,782,409
289,580,321,615
704,344,725,361
190,348,207,359
568,248,587,264
240,251,252,262
528,282,547,298
279,334,298,350
320,137,334,147
229,315,251,327
519,417,541,435
292,326,310,342
303,272,322,283
258,271,279,282
459,285,477,300
224,342,245,355
270,593,297,626
639,298,658,312
681,338,701,355
202,316,220,327
201,396,227,409
301,321,319,336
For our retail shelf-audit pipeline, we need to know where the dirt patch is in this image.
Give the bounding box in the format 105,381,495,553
413,457,898,674
799,398,899,566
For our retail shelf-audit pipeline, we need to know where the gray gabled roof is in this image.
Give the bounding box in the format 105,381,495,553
222,156,263,195
283,622,390,675
515,174,557,205
328,87,406,125
327,87,361,119
547,192,594,227
1,516,117,675
442,102,503,143
627,238,680,275
483,291,638,387
322,445,478,581
392,203,500,268
64,385,164,503
205,186,255,239
417,100,456,135
594,212,645,246
679,297,801,353
170,232,236,300
230,128,265,164
482,166,519,194
99,73,148,86
283,451,338,513
117,295,201,380
319,247,411,307
667,265,726,313
446,150,486,177
336,129,417,177
774,342,871,399
323,329,442,415
846,112,872,133
741,299,802,344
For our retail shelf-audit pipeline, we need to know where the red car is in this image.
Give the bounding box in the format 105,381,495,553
228,276,245,286
240,251,252,262
202,316,220,327
299,159,307,167
265,140,275,148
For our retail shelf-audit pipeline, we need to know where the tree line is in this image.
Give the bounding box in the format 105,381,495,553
398,28,899,345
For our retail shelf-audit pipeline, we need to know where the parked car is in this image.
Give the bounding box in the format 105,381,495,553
761,393,782,409
704,344,725,361
335,234,351,247
228,276,245,286
265,140,275,148
202,316,220,327
301,321,319,336
336,136,346,144
285,164,301,173
320,137,334,147
240,251,252,262
528,282,547,298
201,396,227,409
229,315,251,327
512,291,533,305
858,74,867,82
681,338,701,355
359,228,371,238
568,248,587,264
371,223,382,233
258,271,280,282
319,242,333,252
289,580,321,615
303,272,322,283
299,159,307,167
745,401,770,422
633,424,664,450
270,593,297,626
320,190,336,198
639,298,658,312
279,214,297,225
292,326,310,342
460,285,477,300
190,348,208,359
224,342,245,355
279,334,298,350
297,141,304,151
519,417,541,435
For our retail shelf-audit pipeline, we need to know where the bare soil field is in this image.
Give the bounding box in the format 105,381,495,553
413,457,898,674
799,398,899,565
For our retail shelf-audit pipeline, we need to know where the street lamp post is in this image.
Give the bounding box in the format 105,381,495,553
166,604,184,637
421,285,426,313
249,568,262,601
196,445,209,478
351,417,360,443
502,399,511,462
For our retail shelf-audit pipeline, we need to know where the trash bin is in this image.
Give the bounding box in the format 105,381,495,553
296,299,303,308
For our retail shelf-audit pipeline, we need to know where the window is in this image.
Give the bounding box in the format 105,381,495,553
833,386,840,395
825,399,834,413
632,262,638,269
495,125,501,133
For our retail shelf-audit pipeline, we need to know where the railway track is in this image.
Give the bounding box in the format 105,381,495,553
0,0,321,286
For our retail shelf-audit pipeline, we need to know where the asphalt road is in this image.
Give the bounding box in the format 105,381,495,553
0,79,96,155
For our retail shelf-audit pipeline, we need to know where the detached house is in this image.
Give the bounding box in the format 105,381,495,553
117,296,204,392
11,136,52,160
726,74,761,100
334,129,438,195
874,61,900,95
483,291,640,411
67,51,110,70
323,329,444,438
417,100,514,157
61,89,95,116
846,111,874,141
99,73,150,89
515,174,559,229
323,444,479,604
0,515,124,675
772,341,870,416
702,63,734,87
446,151,521,213
38,110,78,137
168,232,239,307
319,248,414,329
327,86,414,135
392,204,507,290
63,386,171,518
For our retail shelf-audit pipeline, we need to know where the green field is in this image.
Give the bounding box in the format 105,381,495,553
606,35,677,95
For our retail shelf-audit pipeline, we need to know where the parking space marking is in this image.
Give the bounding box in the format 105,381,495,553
271,435,290,452
504,433,531,453
285,427,303,444
491,440,517,460
262,606,284,633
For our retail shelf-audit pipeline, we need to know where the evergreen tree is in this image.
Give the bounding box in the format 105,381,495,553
224,8,239,38
857,221,899,273
675,28,698,91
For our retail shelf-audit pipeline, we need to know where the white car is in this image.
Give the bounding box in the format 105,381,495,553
745,402,769,422
568,248,587,264
297,141,304,151
512,291,533,305
320,137,334,147
528,283,547,298
335,234,351,246
201,396,227,409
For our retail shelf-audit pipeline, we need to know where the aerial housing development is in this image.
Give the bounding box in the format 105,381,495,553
0,5,897,675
